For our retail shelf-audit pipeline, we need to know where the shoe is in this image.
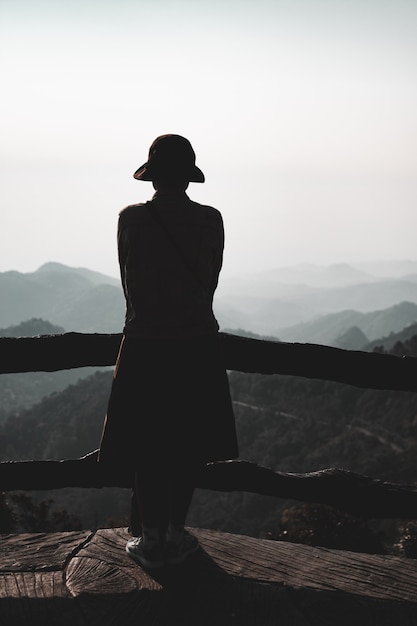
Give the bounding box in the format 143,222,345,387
165,531,200,566
125,536,165,569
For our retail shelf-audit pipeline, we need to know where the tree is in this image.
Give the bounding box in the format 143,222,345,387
269,503,385,555
0,492,82,533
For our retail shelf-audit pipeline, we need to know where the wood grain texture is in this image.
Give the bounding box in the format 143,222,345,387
194,527,417,602
0,530,92,571
1,526,417,625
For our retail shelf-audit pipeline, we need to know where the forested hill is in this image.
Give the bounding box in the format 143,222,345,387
1,333,417,536
0,319,106,420
0,318,65,337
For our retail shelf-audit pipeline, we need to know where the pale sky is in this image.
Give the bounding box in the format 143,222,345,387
1,0,416,279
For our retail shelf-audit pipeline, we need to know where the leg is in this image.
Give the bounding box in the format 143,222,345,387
125,461,169,569
168,460,203,526
134,463,170,542
165,460,203,565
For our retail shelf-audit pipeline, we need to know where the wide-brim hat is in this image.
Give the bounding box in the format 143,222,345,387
133,134,205,183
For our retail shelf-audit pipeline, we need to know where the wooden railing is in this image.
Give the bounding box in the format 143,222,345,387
1,332,417,523
2,331,417,390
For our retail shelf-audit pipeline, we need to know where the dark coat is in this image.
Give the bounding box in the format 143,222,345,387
98,191,239,468
118,191,224,338
98,333,239,467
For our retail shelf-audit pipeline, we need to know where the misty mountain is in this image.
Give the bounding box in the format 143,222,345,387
216,281,417,337
35,262,120,288
218,260,417,294
218,262,380,295
0,263,125,332
0,318,65,337
333,326,369,350
2,260,417,339
275,301,417,347
352,260,417,279
53,283,124,333
364,321,417,353
215,260,417,336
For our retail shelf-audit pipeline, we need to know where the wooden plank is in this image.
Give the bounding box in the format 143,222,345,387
194,527,417,603
0,530,92,572
64,527,417,603
0,572,86,625
66,527,165,596
0,571,66,599
0,531,92,625
64,527,417,625
1,527,417,625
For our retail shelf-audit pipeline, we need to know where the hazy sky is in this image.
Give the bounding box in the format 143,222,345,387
1,0,416,279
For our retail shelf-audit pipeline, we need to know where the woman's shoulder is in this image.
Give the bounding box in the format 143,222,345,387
118,202,152,223
118,198,223,230
188,200,223,224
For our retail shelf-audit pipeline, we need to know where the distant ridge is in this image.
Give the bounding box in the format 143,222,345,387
239,262,377,288
0,263,124,332
276,301,417,347
2,260,417,340
334,326,369,350
365,321,417,352
0,318,64,338
218,259,417,294
36,262,120,288
353,259,417,278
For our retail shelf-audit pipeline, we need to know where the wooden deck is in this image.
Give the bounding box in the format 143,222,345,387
1,526,417,625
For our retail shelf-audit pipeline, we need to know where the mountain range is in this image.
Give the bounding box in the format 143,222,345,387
215,262,417,340
0,262,124,333
1,260,417,349
275,301,417,348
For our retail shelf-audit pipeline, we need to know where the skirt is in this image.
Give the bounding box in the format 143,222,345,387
98,333,239,469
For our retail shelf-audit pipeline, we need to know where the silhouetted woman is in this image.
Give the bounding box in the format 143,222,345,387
98,135,238,568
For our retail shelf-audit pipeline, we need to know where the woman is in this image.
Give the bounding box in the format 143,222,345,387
98,134,238,568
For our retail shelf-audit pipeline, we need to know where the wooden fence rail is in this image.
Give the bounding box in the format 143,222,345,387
1,331,417,391
1,331,417,522
1,451,417,519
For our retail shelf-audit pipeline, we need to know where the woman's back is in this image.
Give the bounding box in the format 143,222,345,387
119,191,224,337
